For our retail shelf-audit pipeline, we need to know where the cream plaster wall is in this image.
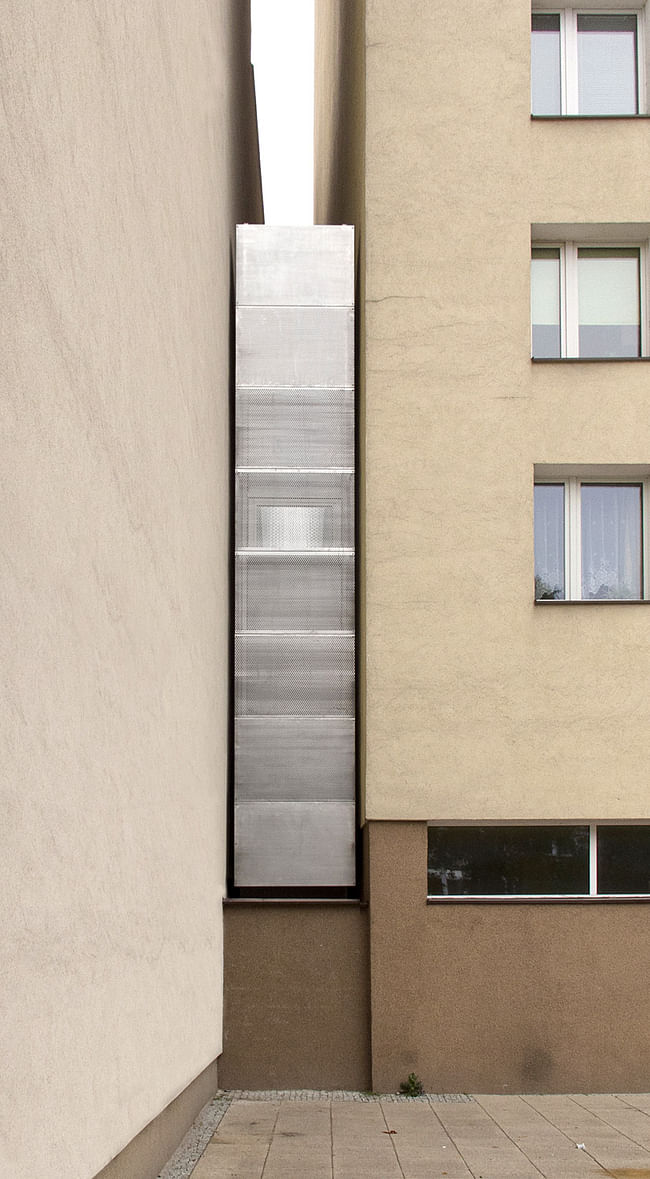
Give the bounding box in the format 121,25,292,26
315,0,368,815
0,4,261,1177
347,0,650,819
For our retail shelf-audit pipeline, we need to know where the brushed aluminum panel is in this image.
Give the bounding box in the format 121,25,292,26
233,226,356,890
235,717,355,802
237,224,354,307
236,388,354,468
236,306,354,389
236,553,354,632
234,801,356,887
235,634,355,717
236,471,354,549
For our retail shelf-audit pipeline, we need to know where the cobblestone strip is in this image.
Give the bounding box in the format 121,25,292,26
158,1092,232,1179
226,1089,473,1104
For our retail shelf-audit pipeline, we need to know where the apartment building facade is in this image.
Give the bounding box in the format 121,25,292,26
309,0,650,1093
1,5,261,1178
8,4,650,1171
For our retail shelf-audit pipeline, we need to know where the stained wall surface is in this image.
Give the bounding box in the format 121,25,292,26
369,823,650,1093
0,4,261,1177
220,903,371,1090
356,0,650,820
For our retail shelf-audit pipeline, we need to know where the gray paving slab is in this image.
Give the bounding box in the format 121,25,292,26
475,1095,608,1177
262,1100,332,1179
618,1095,650,1112
618,1089,650,1108
165,1091,650,1179
378,1100,473,1178
525,1094,650,1175
331,1099,403,1178
568,1094,650,1161
191,1100,280,1179
434,1100,540,1176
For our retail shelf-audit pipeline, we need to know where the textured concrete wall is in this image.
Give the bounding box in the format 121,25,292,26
369,822,650,1093
0,4,261,1178
357,0,650,821
220,903,371,1090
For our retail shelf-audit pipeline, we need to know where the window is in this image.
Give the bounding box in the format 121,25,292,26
427,824,650,897
534,471,649,600
531,9,645,115
531,242,645,357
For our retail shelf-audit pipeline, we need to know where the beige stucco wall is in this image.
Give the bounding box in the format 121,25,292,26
357,0,650,819
0,4,261,1177
315,0,368,815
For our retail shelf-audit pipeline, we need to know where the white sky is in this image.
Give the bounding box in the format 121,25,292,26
251,0,315,225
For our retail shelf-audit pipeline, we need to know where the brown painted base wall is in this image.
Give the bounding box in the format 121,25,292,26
369,821,650,1094
220,901,370,1090
93,1059,218,1179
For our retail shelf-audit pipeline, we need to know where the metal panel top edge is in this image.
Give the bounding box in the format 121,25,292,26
236,225,355,308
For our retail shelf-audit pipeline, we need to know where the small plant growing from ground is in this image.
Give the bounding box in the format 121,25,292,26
399,1072,424,1097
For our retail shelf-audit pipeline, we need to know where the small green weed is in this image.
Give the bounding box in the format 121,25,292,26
399,1072,424,1097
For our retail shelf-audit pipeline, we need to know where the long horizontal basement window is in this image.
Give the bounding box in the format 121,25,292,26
427,824,650,897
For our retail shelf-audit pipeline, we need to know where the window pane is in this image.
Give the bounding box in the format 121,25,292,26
578,248,640,358
581,484,642,599
577,15,638,115
535,484,565,599
598,826,650,894
532,14,562,115
427,826,589,896
531,248,561,357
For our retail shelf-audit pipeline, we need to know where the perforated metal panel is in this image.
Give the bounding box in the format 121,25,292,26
235,634,354,717
236,388,354,470
235,471,354,549
234,801,356,888
235,718,355,801
234,225,355,889
237,306,354,389
236,554,354,632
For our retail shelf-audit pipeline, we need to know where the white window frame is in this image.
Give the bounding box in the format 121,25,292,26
427,821,650,899
531,240,648,357
534,472,650,600
532,6,647,115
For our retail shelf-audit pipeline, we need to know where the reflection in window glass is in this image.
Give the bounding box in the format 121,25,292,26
598,826,650,893
577,15,638,115
578,248,640,358
427,826,590,896
531,248,561,358
581,484,642,599
535,484,565,599
532,14,562,114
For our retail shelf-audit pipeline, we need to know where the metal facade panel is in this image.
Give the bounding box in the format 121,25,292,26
235,471,354,549
236,306,354,389
237,224,354,307
236,553,354,632
234,801,356,887
235,633,355,717
236,388,354,468
235,717,355,801
234,226,355,890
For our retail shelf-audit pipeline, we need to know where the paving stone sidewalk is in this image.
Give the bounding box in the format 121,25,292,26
160,1090,650,1179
